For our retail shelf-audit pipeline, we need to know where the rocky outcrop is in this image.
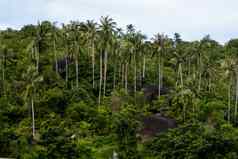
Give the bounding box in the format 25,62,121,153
140,113,177,139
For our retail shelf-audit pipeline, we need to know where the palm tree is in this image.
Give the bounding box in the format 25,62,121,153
133,32,146,94
112,34,119,90
0,45,6,96
99,16,116,103
52,22,59,73
22,65,43,138
34,21,42,73
62,24,70,87
223,56,236,123
82,20,98,89
152,33,166,98
70,21,82,88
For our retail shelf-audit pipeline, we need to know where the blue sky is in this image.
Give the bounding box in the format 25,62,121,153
1,0,238,43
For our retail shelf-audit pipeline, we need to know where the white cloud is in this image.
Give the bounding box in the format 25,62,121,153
1,0,238,43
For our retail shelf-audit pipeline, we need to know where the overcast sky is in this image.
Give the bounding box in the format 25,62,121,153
1,0,238,43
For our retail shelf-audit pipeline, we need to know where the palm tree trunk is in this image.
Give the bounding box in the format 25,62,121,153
235,73,238,123
134,54,137,94
188,58,191,76
113,63,116,90
161,58,164,89
118,62,121,85
183,100,186,122
35,46,39,73
92,43,95,89
208,77,212,92
121,63,124,88
103,51,108,98
53,40,58,73
125,62,128,93
76,58,79,88
65,55,68,87
1,54,5,95
31,96,35,138
142,55,146,79
179,63,183,87
98,52,103,105
198,56,202,92
228,77,231,123
198,71,202,92
139,67,142,89
158,62,161,98
157,54,160,97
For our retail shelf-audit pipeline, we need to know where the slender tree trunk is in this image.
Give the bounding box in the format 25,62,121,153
142,55,146,88
98,52,103,105
134,54,137,94
121,63,124,88
208,77,212,92
198,71,202,92
139,67,142,89
103,51,108,98
92,43,95,89
183,103,186,122
188,58,191,76
179,63,183,87
1,54,5,95
65,55,68,87
142,55,146,78
198,56,202,92
118,62,121,85
161,58,164,89
157,54,160,98
158,62,161,99
235,73,238,123
53,40,58,73
76,58,79,88
35,46,39,73
31,96,35,138
113,63,116,90
228,77,231,123
125,62,128,93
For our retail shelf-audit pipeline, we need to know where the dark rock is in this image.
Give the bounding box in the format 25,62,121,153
54,56,74,73
140,113,177,139
142,85,169,102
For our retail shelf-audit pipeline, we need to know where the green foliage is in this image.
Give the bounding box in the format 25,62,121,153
144,123,238,159
1,18,238,159
113,105,142,159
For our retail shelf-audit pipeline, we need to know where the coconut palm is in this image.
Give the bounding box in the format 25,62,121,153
81,20,98,89
22,65,43,138
222,56,237,123
152,33,166,98
98,16,116,103
52,22,59,73
111,28,123,90
0,45,6,96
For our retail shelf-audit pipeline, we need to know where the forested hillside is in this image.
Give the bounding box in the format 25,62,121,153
1,17,238,158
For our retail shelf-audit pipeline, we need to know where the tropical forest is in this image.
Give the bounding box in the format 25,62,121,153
1,17,238,159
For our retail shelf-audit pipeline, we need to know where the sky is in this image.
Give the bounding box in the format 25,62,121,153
1,0,238,43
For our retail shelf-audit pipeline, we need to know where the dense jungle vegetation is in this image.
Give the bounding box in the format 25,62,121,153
1,17,238,159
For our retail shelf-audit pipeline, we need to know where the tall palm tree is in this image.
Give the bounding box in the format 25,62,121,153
223,56,236,123
82,20,98,89
34,21,42,73
99,16,116,103
133,32,146,94
70,21,82,88
111,29,122,90
152,33,166,98
62,24,70,87
52,22,59,73
22,65,43,138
